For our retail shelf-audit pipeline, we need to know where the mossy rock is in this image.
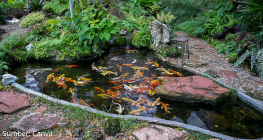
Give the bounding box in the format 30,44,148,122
103,118,121,136
158,46,182,58
114,37,127,47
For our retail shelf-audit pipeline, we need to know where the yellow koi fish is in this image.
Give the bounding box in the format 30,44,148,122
59,74,65,80
152,62,160,67
160,102,171,114
98,66,110,70
131,98,142,106
122,97,135,103
151,97,161,106
116,64,122,72
102,71,118,76
130,66,149,70
97,94,112,99
44,73,55,85
129,108,144,115
94,87,106,94
78,77,92,81
72,80,89,85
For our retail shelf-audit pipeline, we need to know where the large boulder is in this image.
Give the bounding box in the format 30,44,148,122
1,74,18,86
155,76,232,105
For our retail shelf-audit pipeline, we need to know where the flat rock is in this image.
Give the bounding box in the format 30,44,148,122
132,125,189,140
155,76,232,105
0,92,30,113
193,44,206,49
215,70,239,80
184,59,208,67
10,112,69,133
0,119,14,132
35,107,47,113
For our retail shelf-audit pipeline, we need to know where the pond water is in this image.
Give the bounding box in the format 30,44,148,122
9,47,263,139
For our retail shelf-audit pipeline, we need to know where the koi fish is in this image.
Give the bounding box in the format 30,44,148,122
65,65,78,68
129,108,144,115
129,84,140,89
116,64,122,72
78,77,92,82
152,90,156,95
147,101,152,106
109,81,123,84
158,68,173,75
171,70,184,77
122,64,133,66
44,73,55,85
122,97,135,103
102,71,118,76
110,85,123,90
123,84,136,91
160,102,170,114
107,90,115,95
92,63,99,70
98,66,110,70
65,77,74,82
69,88,74,96
112,100,124,114
131,98,142,106
111,73,129,80
80,99,93,107
136,104,143,109
152,62,160,67
94,87,105,94
133,72,144,78
136,87,151,93
51,68,62,72
149,89,152,95
97,94,112,99
151,74,157,79
151,97,161,106
59,74,65,80
58,84,67,90
72,98,77,103
150,80,163,87
130,66,149,70
72,80,90,85
174,115,177,118
125,50,138,53
123,79,136,83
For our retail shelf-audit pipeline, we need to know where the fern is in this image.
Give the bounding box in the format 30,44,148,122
43,0,68,15
251,44,259,69
153,11,175,24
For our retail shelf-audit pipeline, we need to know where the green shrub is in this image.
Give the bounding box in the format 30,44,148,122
43,19,59,31
225,34,236,43
20,11,45,28
43,0,68,15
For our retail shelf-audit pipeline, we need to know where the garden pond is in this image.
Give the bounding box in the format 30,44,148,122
9,47,263,139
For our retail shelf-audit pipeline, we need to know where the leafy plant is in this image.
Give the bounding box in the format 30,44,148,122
28,0,44,12
20,11,45,28
235,44,263,78
43,0,68,15
152,11,175,24
74,2,122,54
213,1,237,18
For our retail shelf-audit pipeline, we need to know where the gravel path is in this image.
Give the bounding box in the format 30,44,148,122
166,31,263,101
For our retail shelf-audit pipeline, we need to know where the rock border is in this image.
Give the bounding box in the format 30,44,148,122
153,51,263,114
10,82,262,140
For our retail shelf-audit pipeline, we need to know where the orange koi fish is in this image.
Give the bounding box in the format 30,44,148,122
110,85,123,90
72,98,77,103
94,87,105,94
58,84,67,90
122,97,135,103
107,90,115,95
122,64,133,66
80,99,93,107
51,68,62,72
116,64,122,72
174,115,177,118
65,65,78,68
151,97,161,106
136,87,151,93
97,94,112,99
130,66,149,70
160,102,170,114
151,74,157,79
144,78,152,82
131,98,142,106
123,79,135,83
136,104,143,109
44,73,55,85
139,80,147,87
78,77,92,82
109,81,123,84
150,80,163,87
152,62,160,67
72,80,90,85
171,70,184,77
125,50,138,52
65,77,74,82
133,72,144,78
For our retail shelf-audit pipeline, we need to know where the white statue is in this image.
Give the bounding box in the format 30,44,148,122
150,20,170,50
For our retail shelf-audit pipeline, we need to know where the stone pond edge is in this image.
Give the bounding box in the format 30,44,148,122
153,51,263,115
10,82,262,140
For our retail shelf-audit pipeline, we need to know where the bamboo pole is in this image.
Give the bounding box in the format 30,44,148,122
69,0,75,30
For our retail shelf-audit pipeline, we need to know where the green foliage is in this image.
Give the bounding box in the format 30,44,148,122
213,1,237,18
28,0,44,12
119,0,148,19
0,33,35,65
43,0,68,15
235,44,263,78
238,0,263,32
225,34,236,43
74,2,122,55
216,41,241,56
204,13,236,36
20,11,45,28
158,46,182,58
177,20,206,37
43,18,59,31
0,3,6,24
153,11,175,24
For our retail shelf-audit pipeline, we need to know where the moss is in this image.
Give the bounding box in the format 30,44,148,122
20,12,45,28
114,37,127,47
